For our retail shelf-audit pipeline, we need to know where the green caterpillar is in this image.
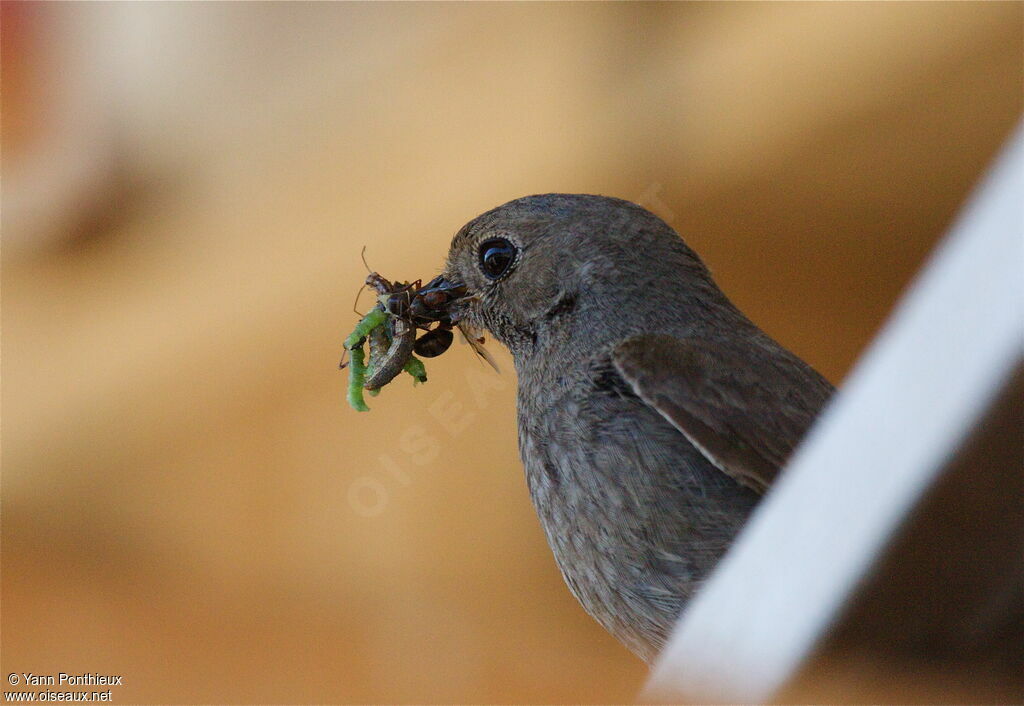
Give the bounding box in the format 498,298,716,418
343,307,428,412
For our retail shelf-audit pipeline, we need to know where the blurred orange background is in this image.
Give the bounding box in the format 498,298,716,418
2,2,1021,702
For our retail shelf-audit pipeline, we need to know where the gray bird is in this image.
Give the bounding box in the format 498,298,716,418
432,194,834,663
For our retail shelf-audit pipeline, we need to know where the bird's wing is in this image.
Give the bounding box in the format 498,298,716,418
612,334,830,494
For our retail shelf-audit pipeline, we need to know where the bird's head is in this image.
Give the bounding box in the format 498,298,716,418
423,193,719,361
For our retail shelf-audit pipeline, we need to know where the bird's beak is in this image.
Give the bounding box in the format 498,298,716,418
419,275,467,300
410,275,469,323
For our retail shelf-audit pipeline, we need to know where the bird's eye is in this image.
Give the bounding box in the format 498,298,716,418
478,238,517,280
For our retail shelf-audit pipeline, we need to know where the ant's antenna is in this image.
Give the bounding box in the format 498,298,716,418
352,245,373,315
352,286,367,317
342,247,374,370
